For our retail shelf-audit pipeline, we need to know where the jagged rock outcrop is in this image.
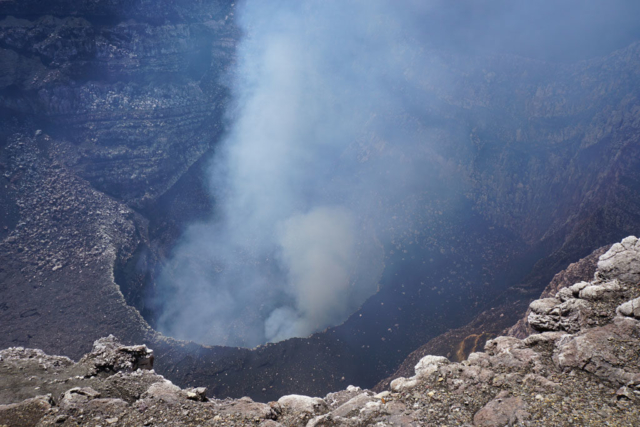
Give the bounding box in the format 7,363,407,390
2,236,639,426
526,236,640,335
506,244,612,339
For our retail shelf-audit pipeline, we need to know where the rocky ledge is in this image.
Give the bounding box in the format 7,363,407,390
2,236,640,426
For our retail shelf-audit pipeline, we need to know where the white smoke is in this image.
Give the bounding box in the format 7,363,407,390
155,1,406,347
154,0,639,347
268,206,357,342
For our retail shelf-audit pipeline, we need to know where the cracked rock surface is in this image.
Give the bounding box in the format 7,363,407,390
2,236,640,426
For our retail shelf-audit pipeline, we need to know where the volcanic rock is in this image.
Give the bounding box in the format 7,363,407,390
1,235,639,425
3,0,640,404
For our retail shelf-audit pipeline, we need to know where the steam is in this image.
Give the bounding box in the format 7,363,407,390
154,0,640,347
270,206,357,341
155,1,404,347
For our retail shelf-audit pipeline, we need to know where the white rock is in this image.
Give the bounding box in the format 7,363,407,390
621,236,639,249
597,236,640,284
467,352,490,366
374,391,390,399
568,281,590,295
278,395,328,414
484,336,524,356
617,297,640,318
390,377,418,391
523,332,567,347
414,355,449,377
556,287,575,302
360,400,382,416
306,414,333,427
529,298,560,314
579,280,621,300
332,393,375,418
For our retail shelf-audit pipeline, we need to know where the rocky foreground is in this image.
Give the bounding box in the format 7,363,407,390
1,236,640,426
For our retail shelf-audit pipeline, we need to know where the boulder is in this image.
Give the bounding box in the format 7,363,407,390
414,355,450,377
597,236,640,284
473,394,529,426
553,317,640,387
277,394,328,415
80,335,154,375
617,297,640,318
578,280,622,300
0,395,52,427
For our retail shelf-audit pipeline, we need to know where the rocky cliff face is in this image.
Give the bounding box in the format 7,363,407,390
2,0,640,404
0,0,236,205
2,236,639,426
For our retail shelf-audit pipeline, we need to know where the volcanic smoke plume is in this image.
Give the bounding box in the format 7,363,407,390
154,0,640,347
154,0,421,347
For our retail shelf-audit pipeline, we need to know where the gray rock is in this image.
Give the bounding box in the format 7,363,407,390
522,373,561,390
616,386,634,400
0,395,52,427
305,414,344,427
80,335,154,375
2,236,640,426
414,354,450,377
578,280,622,300
84,398,129,414
467,351,491,367
529,298,561,314
484,336,525,355
522,331,567,347
278,394,329,415
528,298,592,333
185,387,207,402
59,387,101,411
219,396,275,420
389,376,418,392
324,386,366,409
457,365,495,383
553,317,640,387
331,393,375,418
597,236,640,284
142,381,183,405
617,297,640,318
473,395,529,427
